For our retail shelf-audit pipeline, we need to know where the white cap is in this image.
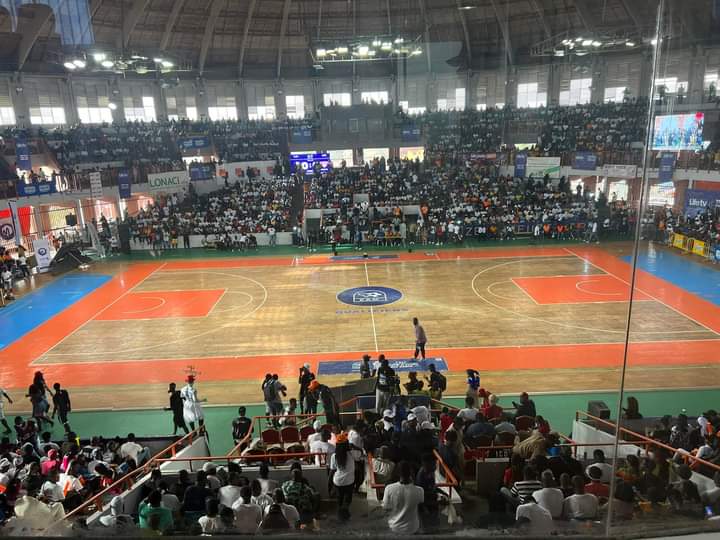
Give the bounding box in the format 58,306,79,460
407,413,417,422
383,409,395,418
313,420,322,430
420,421,436,431
304,363,311,370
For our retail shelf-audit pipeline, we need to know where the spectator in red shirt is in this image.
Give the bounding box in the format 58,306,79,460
584,466,610,501
483,394,503,421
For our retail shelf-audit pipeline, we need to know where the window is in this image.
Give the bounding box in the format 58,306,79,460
323,92,351,107
437,88,465,111
704,70,718,90
604,86,626,103
455,88,466,110
77,107,113,124
29,107,66,125
654,77,687,96
208,106,237,120
248,105,276,121
285,95,305,119
476,103,487,111
559,78,592,106
361,91,389,104
123,96,156,122
408,107,426,115
495,102,505,109
0,107,15,125
186,106,198,120
517,83,547,108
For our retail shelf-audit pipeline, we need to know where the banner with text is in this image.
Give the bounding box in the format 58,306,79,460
147,170,190,192
8,200,22,246
514,153,527,178
401,125,421,142
217,161,276,182
32,238,52,273
573,152,598,171
659,153,676,182
602,164,638,178
178,136,211,150
526,156,561,178
15,181,57,197
118,169,132,199
684,189,720,217
290,127,313,144
15,137,31,170
89,171,103,198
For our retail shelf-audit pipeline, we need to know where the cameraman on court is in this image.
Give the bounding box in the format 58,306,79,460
375,356,396,413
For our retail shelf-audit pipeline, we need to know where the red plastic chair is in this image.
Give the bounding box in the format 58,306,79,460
261,429,282,446
299,426,315,441
515,415,535,432
280,426,301,444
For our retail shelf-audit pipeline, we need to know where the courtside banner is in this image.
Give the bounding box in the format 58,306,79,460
659,153,675,182
573,152,597,171
684,189,720,217
15,137,31,170
8,200,22,246
118,169,132,199
318,357,448,375
32,238,52,272
147,170,190,192
526,157,561,178
514,153,527,178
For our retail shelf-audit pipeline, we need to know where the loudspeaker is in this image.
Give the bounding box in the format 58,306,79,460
587,400,611,420
65,214,77,226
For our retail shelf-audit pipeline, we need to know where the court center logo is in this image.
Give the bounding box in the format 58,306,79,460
337,286,403,307
0,222,14,241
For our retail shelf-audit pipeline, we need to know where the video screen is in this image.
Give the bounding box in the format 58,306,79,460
652,113,704,151
290,152,332,175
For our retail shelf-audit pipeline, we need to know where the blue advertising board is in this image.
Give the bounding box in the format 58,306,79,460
318,357,448,376
659,153,675,182
118,169,132,199
178,136,211,150
15,137,31,170
189,162,216,181
16,181,57,197
684,189,720,217
514,153,527,178
290,127,313,144
290,152,331,176
573,152,598,171
401,125,421,142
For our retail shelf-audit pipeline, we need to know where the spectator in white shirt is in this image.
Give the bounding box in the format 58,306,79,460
516,495,554,535
309,429,335,467
251,479,274,511
457,396,479,424
159,482,180,513
382,461,425,534
40,468,64,503
562,475,599,520
409,401,431,425
584,449,613,484
119,433,147,465
532,470,564,519
218,472,244,509
257,462,279,495
231,486,263,534
266,488,299,528
306,420,324,446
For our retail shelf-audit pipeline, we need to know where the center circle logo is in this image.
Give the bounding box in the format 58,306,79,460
0,223,14,241
337,286,402,307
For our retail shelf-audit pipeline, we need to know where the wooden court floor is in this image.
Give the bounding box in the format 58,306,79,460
2,244,720,412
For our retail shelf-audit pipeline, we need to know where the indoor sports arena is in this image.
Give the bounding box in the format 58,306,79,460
0,0,719,537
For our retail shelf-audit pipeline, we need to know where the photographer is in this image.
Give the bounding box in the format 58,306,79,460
375,358,397,413
298,363,315,415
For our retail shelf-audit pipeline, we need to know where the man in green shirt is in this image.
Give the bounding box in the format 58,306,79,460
138,490,174,533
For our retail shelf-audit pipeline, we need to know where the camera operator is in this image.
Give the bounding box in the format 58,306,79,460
375,358,396,413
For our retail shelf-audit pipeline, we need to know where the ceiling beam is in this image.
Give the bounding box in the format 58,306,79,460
573,0,596,33
489,0,514,65
89,0,104,19
527,0,552,40
238,0,258,77
17,8,53,71
159,0,185,50
454,0,473,64
417,0,432,72
119,0,150,50
276,0,292,79
618,0,644,36
386,0,391,34
199,0,224,75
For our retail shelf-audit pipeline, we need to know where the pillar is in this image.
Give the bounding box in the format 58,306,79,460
686,49,707,105
590,57,607,104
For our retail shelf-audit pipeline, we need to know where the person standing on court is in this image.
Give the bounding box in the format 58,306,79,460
181,375,207,431
466,369,481,408
51,382,72,433
412,318,427,360
375,358,396,413
298,364,315,415
165,383,189,435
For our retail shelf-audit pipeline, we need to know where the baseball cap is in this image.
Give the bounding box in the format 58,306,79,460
420,421,437,431
382,409,395,418
407,413,417,422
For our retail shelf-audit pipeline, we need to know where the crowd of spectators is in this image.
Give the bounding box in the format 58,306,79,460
662,206,720,247
124,175,298,248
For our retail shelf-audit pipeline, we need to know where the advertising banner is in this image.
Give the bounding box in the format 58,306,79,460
89,171,103,198
0,216,16,244
401,125,421,142
602,164,638,178
15,181,57,197
526,157,561,178
8,200,22,246
15,137,31,170
189,162,216,181
514,153,527,178
178,136,211,150
118,169,132,199
147,170,190,192
659,153,675,182
684,189,720,217
32,238,52,273
573,152,598,171
290,127,313,144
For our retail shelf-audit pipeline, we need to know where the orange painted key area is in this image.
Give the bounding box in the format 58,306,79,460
512,274,652,304
95,289,225,321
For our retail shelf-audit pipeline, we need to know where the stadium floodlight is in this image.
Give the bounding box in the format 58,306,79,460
101,60,114,68
651,38,658,45
63,61,76,70
108,102,117,110
372,39,381,47
337,46,349,54
625,41,635,47
358,45,369,56
153,57,163,63
316,48,326,57
161,60,174,68
381,42,392,50
591,41,601,47
92,52,106,62
394,37,404,44
72,59,86,68
582,39,593,46
411,48,422,56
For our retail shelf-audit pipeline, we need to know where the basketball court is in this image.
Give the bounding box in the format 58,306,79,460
2,244,720,413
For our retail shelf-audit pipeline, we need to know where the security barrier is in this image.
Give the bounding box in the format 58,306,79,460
669,232,715,262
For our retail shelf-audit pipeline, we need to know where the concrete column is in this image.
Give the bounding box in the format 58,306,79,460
235,81,248,120
32,205,44,236
638,50,654,99
155,83,168,121
76,199,85,227
275,84,288,119
426,73,436,111
547,63,562,106
466,71,475,110
591,57,607,104
196,81,210,120
61,77,79,124
11,78,31,128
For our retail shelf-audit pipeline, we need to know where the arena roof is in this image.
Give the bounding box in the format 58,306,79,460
1,0,717,77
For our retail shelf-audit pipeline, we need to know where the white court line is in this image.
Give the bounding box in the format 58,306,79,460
507,278,541,305
364,262,380,352
575,279,622,296
119,296,166,315
563,248,720,337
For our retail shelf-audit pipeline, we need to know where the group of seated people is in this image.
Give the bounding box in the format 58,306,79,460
0,246,30,301
663,206,720,247
124,175,296,245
